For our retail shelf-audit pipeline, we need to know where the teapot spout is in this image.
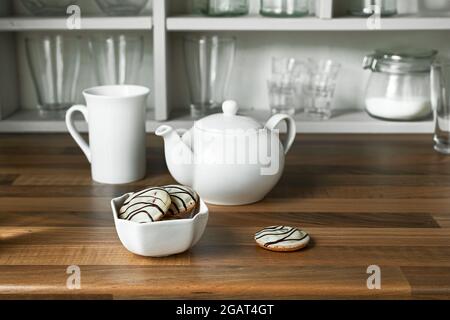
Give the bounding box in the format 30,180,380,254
155,125,194,186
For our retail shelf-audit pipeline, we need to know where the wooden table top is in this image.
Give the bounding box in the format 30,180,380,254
0,133,449,299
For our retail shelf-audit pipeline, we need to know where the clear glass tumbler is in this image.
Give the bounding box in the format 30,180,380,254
304,59,341,120
201,0,249,16
95,0,149,16
183,35,236,117
260,0,309,17
268,57,305,115
431,60,450,154
21,0,77,16
267,79,297,115
89,34,144,86
348,0,397,17
293,62,313,112
25,34,81,114
272,57,303,77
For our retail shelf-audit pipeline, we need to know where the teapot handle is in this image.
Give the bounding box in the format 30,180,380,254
265,114,296,155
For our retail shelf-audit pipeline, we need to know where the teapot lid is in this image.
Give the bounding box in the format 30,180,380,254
194,100,263,133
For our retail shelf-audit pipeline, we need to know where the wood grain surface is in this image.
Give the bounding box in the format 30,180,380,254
0,134,449,299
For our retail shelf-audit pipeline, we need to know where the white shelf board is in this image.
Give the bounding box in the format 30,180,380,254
0,16,152,31
292,111,433,134
242,109,434,134
167,15,450,31
0,110,86,133
0,110,155,133
0,109,434,134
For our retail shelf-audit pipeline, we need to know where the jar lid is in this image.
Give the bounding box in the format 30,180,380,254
194,100,263,133
363,48,438,73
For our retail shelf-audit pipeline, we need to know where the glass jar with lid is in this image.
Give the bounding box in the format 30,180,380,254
260,0,309,17
362,48,438,121
196,0,249,16
348,0,397,17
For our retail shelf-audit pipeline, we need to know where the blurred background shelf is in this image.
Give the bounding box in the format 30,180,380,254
0,0,448,134
167,15,450,31
0,109,434,134
0,16,152,31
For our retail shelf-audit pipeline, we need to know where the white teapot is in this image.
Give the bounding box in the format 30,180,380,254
156,101,296,205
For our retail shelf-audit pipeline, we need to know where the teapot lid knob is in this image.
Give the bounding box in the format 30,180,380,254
222,100,238,116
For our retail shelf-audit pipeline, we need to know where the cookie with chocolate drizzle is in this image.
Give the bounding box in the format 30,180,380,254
163,185,199,218
119,187,171,223
255,226,310,252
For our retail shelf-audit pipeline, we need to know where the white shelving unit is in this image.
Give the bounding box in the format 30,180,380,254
0,16,152,30
0,109,433,134
167,15,450,31
0,0,449,134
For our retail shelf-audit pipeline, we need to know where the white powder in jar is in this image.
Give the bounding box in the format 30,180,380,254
365,97,432,120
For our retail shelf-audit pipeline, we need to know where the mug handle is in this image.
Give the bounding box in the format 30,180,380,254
65,105,91,162
265,114,296,155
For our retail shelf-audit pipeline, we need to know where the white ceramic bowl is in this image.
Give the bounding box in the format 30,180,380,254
111,193,209,257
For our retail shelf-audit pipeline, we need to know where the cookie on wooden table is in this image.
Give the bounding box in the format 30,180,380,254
163,185,199,218
119,187,171,223
254,226,310,252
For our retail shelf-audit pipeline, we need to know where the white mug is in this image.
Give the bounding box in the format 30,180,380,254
66,85,149,184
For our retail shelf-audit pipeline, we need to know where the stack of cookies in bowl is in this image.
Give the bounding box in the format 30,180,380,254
111,185,208,257
118,185,200,223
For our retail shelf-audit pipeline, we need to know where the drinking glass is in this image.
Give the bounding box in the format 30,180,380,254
268,57,304,115
304,59,341,120
272,57,302,79
431,60,450,154
25,34,81,114
260,0,309,17
89,34,144,86
21,0,77,16
267,79,297,115
199,0,249,16
418,1,450,16
95,0,149,16
348,0,397,17
294,62,313,112
183,35,236,117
